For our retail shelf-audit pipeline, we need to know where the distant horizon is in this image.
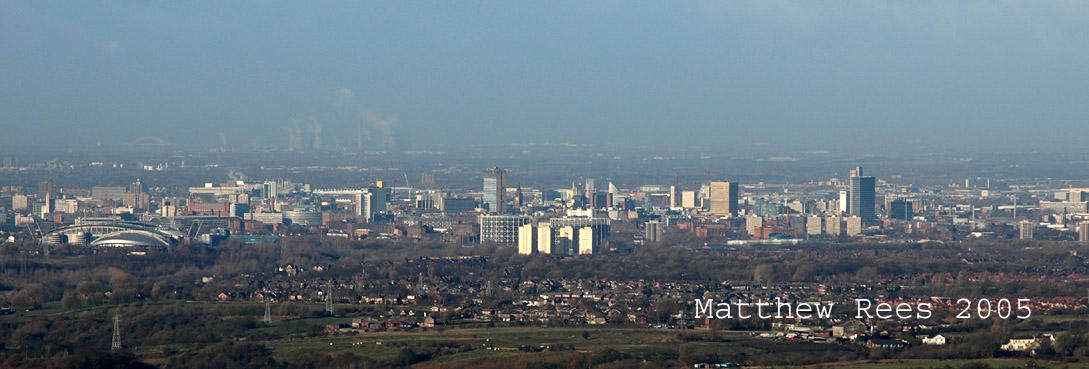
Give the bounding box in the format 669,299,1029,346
3,145,1089,190
3,141,1089,159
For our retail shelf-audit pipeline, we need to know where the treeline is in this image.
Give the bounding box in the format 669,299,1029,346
3,238,1089,313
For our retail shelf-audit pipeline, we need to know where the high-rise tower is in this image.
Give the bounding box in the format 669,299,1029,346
709,181,739,217
482,166,507,214
37,180,57,199
849,167,876,224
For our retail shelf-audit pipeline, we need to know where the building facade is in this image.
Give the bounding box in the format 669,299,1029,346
482,166,507,214
849,167,876,224
517,223,537,255
888,199,912,220
709,181,738,217
479,214,529,244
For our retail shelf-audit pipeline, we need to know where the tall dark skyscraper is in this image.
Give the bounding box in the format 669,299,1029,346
889,199,912,221
482,166,506,214
849,167,876,224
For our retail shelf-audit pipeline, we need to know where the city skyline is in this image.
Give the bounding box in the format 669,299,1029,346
4,3,1089,368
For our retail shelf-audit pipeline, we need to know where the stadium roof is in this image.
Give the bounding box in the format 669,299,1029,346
88,230,175,248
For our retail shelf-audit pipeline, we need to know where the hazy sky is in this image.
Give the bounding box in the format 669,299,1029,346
2,1,1088,154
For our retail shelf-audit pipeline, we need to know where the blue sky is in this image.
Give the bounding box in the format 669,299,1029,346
2,1,1087,154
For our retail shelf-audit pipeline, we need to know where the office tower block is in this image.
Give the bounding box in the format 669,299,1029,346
12,195,29,211
361,185,389,221
838,190,849,214
824,216,843,236
788,216,806,236
709,181,738,217
578,226,596,255
889,199,913,220
38,180,57,199
263,181,279,211
39,198,54,217
359,192,374,220
845,216,863,236
128,179,143,197
479,214,530,244
807,216,823,236
61,199,78,213
669,186,677,209
161,198,178,217
1019,220,1034,240
229,203,250,217
849,167,876,224
518,223,537,255
414,192,437,209
645,220,663,243
439,196,477,212
482,166,507,214
589,192,610,209
681,191,697,209
1070,190,1089,202
1080,221,1089,242
557,225,576,255
537,224,555,254
123,179,148,210
549,215,609,250
745,214,763,236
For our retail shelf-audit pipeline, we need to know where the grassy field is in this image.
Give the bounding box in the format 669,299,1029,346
799,358,1089,369
11,300,1089,368
236,325,859,367
1025,314,1089,324
240,326,1089,368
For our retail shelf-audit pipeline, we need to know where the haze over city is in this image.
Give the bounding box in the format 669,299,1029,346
3,1,1089,154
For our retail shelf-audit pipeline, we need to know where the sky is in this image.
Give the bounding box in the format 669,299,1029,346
2,1,1088,154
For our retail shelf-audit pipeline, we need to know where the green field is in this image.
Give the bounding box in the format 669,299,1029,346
225,325,855,367
11,301,1089,368
805,358,1089,369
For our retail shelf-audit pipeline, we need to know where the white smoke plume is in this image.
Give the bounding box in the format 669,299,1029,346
335,88,399,149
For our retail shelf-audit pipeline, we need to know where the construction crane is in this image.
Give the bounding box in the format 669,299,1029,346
25,222,42,241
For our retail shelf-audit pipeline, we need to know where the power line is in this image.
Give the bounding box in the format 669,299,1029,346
325,282,334,315
111,314,121,351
